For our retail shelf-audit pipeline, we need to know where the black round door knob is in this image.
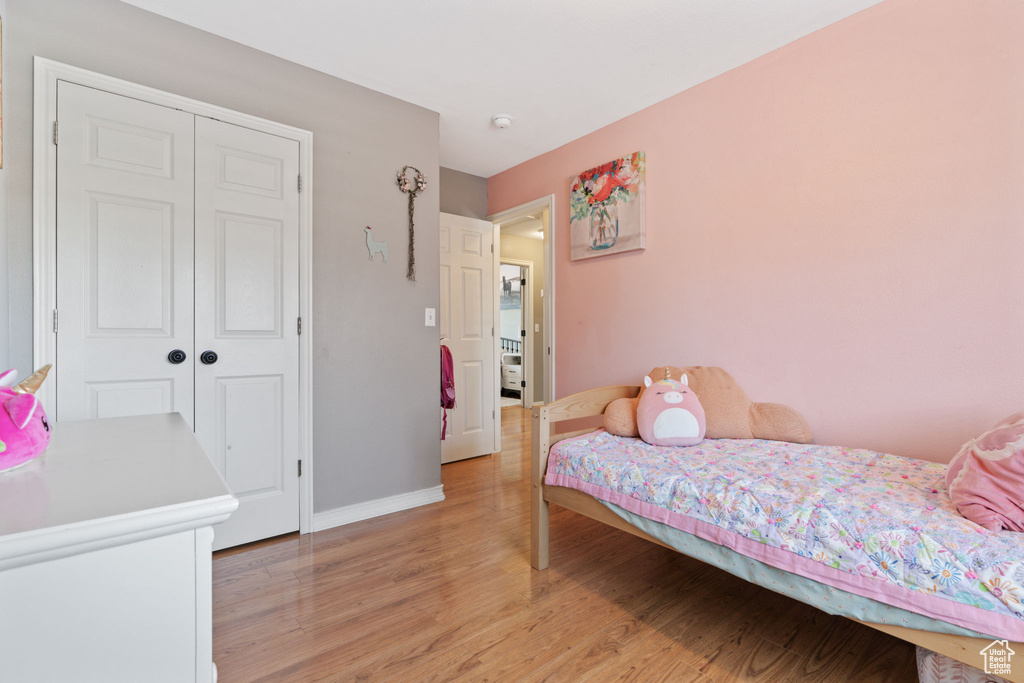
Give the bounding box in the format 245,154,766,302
200,350,219,365
167,349,187,364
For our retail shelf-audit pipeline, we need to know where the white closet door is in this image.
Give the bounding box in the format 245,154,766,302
440,213,497,463
56,82,196,425
194,117,301,550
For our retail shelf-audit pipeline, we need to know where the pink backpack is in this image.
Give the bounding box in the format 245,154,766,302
441,345,456,439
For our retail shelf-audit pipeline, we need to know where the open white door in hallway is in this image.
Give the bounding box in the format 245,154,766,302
440,213,498,463
54,81,301,550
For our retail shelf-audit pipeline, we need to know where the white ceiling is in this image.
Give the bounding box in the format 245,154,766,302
501,217,544,241
120,0,883,178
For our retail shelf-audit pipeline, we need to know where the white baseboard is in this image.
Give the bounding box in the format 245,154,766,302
312,485,445,533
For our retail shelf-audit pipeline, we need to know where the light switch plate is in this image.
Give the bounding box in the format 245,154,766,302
425,308,436,326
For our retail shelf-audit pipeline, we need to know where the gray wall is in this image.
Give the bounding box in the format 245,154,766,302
0,0,9,369
5,0,441,512
439,167,488,220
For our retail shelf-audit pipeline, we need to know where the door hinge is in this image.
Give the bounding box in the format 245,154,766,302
522,276,526,287
298,459,302,477
520,380,526,388
490,243,494,254
492,409,495,419
52,309,59,333
491,327,494,337
521,329,526,337
297,174,302,193
297,316,302,335
53,121,59,146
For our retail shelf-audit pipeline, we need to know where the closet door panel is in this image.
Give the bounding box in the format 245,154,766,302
86,379,174,419
217,213,282,336
56,82,195,425
90,194,172,333
194,117,300,550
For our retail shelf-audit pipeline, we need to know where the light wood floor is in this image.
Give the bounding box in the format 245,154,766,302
212,407,918,681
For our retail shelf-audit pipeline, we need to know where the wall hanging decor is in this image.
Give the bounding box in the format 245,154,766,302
364,226,388,262
396,165,427,281
569,151,645,260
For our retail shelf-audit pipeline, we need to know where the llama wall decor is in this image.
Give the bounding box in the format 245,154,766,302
364,226,388,263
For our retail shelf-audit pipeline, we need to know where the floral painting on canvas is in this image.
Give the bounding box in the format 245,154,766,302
569,151,645,260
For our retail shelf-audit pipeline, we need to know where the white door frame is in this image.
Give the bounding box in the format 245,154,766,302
31,57,316,536
489,195,555,404
491,222,502,454
499,258,534,408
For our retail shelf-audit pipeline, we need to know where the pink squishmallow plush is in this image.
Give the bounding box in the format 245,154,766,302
0,365,53,474
637,375,706,447
946,411,1024,531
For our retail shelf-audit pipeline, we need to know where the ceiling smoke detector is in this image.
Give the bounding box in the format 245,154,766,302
491,114,513,130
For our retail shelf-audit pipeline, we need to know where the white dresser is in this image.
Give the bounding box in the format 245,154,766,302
0,413,237,682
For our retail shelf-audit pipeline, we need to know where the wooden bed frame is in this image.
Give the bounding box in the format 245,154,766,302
531,385,1024,681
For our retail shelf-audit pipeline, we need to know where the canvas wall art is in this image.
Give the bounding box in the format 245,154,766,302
569,151,645,260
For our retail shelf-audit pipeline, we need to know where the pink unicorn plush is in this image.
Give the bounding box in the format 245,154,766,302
0,365,53,473
637,374,706,447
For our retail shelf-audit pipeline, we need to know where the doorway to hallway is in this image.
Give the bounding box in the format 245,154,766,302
499,263,527,408
491,195,553,406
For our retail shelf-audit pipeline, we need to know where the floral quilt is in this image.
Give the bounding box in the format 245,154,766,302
546,430,1024,639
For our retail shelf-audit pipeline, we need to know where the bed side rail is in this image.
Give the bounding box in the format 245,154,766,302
531,385,640,569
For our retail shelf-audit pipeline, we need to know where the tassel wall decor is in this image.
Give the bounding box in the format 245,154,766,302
396,166,427,282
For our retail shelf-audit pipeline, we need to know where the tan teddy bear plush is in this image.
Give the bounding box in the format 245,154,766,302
603,366,813,443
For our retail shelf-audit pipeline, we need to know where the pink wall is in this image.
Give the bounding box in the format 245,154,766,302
488,0,1024,462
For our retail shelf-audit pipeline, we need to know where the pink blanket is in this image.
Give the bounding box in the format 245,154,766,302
547,430,1024,640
